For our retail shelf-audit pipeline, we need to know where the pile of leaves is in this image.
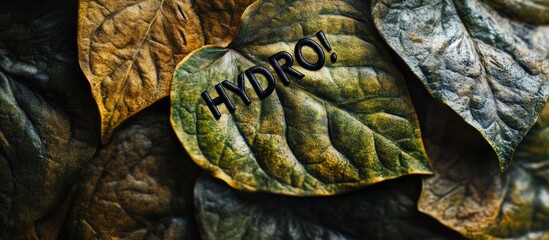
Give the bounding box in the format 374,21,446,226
1,0,548,239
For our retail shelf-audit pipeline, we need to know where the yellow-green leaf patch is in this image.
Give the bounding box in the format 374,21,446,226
170,0,431,195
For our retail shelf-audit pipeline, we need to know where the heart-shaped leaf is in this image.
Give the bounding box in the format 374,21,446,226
194,175,463,239
0,1,100,238
418,99,549,239
372,0,549,170
66,102,201,239
171,0,431,195
78,0,255,142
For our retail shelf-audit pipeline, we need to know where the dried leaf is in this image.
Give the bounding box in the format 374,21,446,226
0,1,100,238
372,0,549,170
78,0,255,142
419,98,549,239
66,102,201,240
170,0,432,195
194,175,464,240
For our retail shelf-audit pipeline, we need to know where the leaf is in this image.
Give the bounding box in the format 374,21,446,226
418,99,549,239
0,2,100,239
65,102,202,239
170,0,432,195
372,0,549,170
78,0,255,142
194,175,464,240
484,0,549,25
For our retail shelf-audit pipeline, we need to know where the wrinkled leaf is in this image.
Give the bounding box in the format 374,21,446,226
194,175,463,240
418,98,549,239
372,0,549,170
66,102,201,240
78,0,255,142
171,0,432,195
0,1,100,238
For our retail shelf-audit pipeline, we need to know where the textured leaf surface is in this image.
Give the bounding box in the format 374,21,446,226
0,2,100,239
171,0,432,195
418,99,549,239
372,0,549,170
78,0,255,142
485,0,549,25
66,102,201,240
195,175,463,240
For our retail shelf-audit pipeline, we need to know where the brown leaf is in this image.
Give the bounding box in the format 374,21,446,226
418,102,501,238
418,95,549,238
78,0,256,142
65,101,202,240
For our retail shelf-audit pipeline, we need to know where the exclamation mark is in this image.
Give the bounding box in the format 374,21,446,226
316,30,337,63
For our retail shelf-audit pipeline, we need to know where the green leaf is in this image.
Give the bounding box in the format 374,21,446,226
0,2,100,238
418,99,549,239
170,0,432,195
194,175,464,240
372,0,549,170
66,102,201,239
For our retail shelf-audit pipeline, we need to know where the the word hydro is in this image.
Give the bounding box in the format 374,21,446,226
202,30,337,120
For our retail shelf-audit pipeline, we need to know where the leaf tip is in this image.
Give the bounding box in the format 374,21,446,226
498,160,510,173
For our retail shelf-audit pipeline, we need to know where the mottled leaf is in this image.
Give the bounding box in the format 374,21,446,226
171,0,432,195
0,1,100,238
418,98,549,239
194,175,464,240
372,0,549,170
66,102,201,240
78,0,255,142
